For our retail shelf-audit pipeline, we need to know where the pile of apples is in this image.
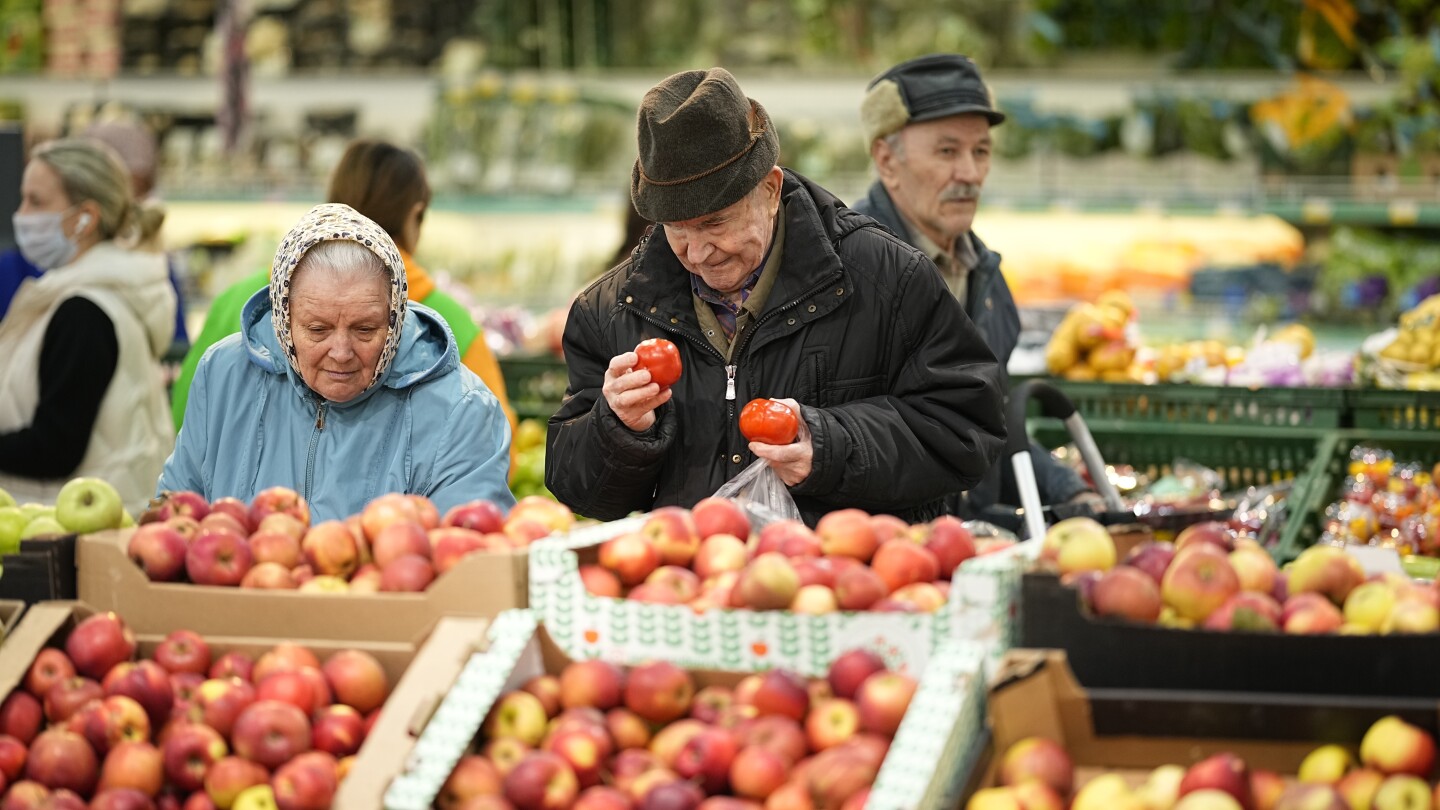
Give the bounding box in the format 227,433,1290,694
582,499,1012,615
1321,446,1439,555
968,713,1438,810
1045,517,1440,634
0,611,390,809
438,647,916,810
127,488,573,593
0,478,135,554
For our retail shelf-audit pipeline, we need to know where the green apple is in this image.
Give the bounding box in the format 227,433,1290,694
54,477,124,535
120,509,135,528
0,507,27,554
18,503,52,522
21,516,67,539
0,487,14,509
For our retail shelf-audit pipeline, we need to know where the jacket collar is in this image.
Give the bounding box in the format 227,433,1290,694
858,180,1003,309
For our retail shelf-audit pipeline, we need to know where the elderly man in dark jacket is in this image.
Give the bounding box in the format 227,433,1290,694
546,67,1006,527
852,54,1098,519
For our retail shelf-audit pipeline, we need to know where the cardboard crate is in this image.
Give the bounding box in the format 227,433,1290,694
0,599,24,642
78,529,528,644
0,601,492,810
529,518,1025,677
967,649,1440,799
380,609,991,810
1020,569,1440,697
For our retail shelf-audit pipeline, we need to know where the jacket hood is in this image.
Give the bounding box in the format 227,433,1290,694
32,242,174,358
240,287,458,405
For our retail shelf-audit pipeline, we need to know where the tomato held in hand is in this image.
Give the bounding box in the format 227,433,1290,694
634,338,683,388
740,398,799,445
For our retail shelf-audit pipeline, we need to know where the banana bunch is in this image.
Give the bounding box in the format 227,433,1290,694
1046,290,1140,382
1380,294,1440,369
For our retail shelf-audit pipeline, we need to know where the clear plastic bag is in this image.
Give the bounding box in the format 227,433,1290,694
713,459,803,528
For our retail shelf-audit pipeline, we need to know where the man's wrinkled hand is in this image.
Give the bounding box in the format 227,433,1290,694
602,351,672,432
748,398,812,486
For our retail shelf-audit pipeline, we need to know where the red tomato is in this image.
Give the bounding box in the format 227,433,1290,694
634,338,683,388
739,398,799,445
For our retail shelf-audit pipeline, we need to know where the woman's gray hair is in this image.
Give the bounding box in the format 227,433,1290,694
294,239,391,284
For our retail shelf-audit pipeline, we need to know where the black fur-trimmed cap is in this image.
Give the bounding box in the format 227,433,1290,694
861,54,1004,145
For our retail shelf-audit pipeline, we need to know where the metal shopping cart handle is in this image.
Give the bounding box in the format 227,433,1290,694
1008,380,1128,542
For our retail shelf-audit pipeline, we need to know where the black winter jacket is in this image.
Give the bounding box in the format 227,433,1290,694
545,170,1006,526
852,182,1090,514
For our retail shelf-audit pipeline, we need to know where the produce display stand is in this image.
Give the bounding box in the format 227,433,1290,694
1021,378,1347,433
381,609,991,810
529,518,1025,677
0,533,78,605
1345,388,1440,433
77,529,529,644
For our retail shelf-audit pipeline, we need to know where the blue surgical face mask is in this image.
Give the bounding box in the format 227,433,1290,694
12,207,89,270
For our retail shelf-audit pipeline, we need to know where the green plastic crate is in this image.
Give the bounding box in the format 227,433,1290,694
1347,389,1440,433
498,354,569,421
1274,431,1440,564
1022,378,1346,433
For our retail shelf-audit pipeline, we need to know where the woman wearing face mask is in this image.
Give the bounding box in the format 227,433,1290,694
0,139,176,514
157,203,514,521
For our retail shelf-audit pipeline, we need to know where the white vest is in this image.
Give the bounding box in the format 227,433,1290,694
0,242,177,514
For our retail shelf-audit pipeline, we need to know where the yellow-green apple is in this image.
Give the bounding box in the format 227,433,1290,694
299,518,358,576
1282,594,1345,635
380,554,436,591
805,698,860,751
559,660,624,711
233,784,279,810
372,520,431,569
438,755,503,810
1360,716,1435,776
1288,546,1365,606
1161,545,1240,622
641,507,701,567
298,575,350,594
66,612,136,681
311,704,365,758
430,527,489,575
241,562,298,590
128,524,189,582
231,700,309,769
1179,753,1252,809
736,553,800,610
54,477,124,535
1298,744,1354,784
520,675,562,719
1336,767,1383,810
25,648,76,698
161,723,227,792
729,745,787,800
203,755,268,808
816,509,879,562
856,671,916,737
692,497,750,541
1041,517,1117,575
834,566,888,610
187,527,255,586
1202,592,1283,631
1174,790,1244,810
693,534,747,580
95,740,163,797
1230,545,1279,595
605,708,650,751
1343,582,1397,632
736,715,808,765
1072,774,1140,810
997,736,1073,796
890,582,947,613
921,515,977,578
674,727,737,793
484,738,533,778
1251,768,1286,810
360,493,421,541
870,539,940,592
209,651,254,683
791,584,839,615
578,565,623,598
624,662,694,725
643,565,702,604
321,649,387,714
1125,542,1177,585
966,787,1022,810
574,786,634,810
44,676,103,723
827,649,887,701
1092,566,1163,622
1372,774,1432,810
1175,522,1237,555
599,533,661,587
1382,597,1440,634
442,499,505,534
503,751,579,810
103,660,174,728
1135,764,1186,810
1011,781,1065,810
249,486,309,531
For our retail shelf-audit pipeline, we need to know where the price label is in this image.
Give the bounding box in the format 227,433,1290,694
1345,543,1405,576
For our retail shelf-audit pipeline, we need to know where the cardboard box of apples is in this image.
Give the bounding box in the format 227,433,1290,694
0,599,492,809
967,648,1440,810
77,488,575,644
380,608,990,810
1021,515,1440,696
528,500,1026,676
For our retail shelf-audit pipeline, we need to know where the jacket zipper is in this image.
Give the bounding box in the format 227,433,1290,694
304,399,327,501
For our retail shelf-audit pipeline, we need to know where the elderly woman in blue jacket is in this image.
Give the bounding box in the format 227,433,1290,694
158,203,514,521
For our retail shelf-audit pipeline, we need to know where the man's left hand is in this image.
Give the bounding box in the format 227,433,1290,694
748,398,812,486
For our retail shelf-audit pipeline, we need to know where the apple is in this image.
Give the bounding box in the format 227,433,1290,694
922,516,977,578
790,584,839,614
1384,597,1440,634
255,671,319,717
805,747,878,809
430,527,489,575
1288,545,1365,606
154,631,210,676
736,553,800,610
503,751,579,810
380,554,436,592
1179,753,1252,809
597,709,647,753
1202,592,1283,632
855,671,916,737
25,729,97,795
1372,775,1431,810
299,521,359,579
485,692,550,747
870,539,941,592
684,686,731,726
827,649,887,701
578,565,623,599
442,499,505,534
752,520,822,560
248,530,303,570
1269,785,1349,810
1009,781,1063,810
439,755,504,809
599,533,661,586
1041,517,1116,575
94,739,163,797
193,678,257,740
1344,581,1398,632
805,698,861,751
199,756,268,808
88,788,156,810
103,660,174,729
1071,774,1136,810
641,508,701,567
691,497,750,541
639,780,704,810
1090,566,1163,622
1283,594,1345,635
0,734,26,782
998,736,1073,797
1361,716,1435,777
65,612,136,680
1134,765,1186,810
209,652,254,684
574,786,633,810
1173,790,1244,810
1250,769,1286,810
231,701,310,769
816,509,879,562
733,715,807,766
869,514,914,544
248,487,309,531
186,528,254,587
545,728,605,788
372,520,431,569
1,780,52,809
644,566,702,603
624,662,694,725
203,498,251,534
1161,545,1241,622
321,649,388,714
239,562,297,590
727,744,787,800
1175,522,1236,554
44,676,103,723
749,669,809,722
54,477,123,535
1335,768,1383,810
1230,544,1279,595
693,534,748,580
127,524,189,582
271,755,338,810
358,493,420,541
1125,542,1177,585
834,566,889,611
159,724,227,793
147,490,210,523
24,650,75,699
672,727,736,794
557,660,624,712
518,676,563,720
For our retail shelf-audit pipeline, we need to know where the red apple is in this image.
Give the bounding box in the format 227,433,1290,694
834,566,889,611
240,562,298,590
98,740,164,797
1178,753,1252,809
624,662,694,725
153,631,210,677
256,671,320,717
87,789,155,810
161,724,227,793
271,755,337,810
921,515,977,578
1,780,51,809
673,728,736,794
150,491,211,523
502,751,579,810
248,487,309,531
870,540,940,593
1252,768,1287,810
372,520,431,569
804,747,876,810
186,528,254,587
736,553,800,610
554,661,623,715
253,644,319,684
827,649,888,701
688,686,732,725
643,566,702,604
65,613,136,680
299,521,359,579
578,566,623,599
359,493,420,541
1160,544,1240,622
439,755,504,810
256,512,306,542
647,721,705,771
380,554,436,592
0,734,26,783
998,736,1073,796
406,495,440,530
806,698,861,751
605,708,651,753
25,729,97,795
197,512,248,539
641,508,701,567
207,497,252,534
751,669,809,722
638,779,704,810
693,535,748,581
248,531,303,570
855,672,915,737
43,677,103,723
484,739,533,778
103,661,174,729
691,497,750,541
520,676,563,720
194,678,257,740
1125,542,1177,585
128,524,189,582
729,745,788,800
1360,715,1436,776
24,650,75,699
1091,566,1163,622
816,509,879,563
208,653,254,684
574,786,634,810
1288,545,1366,606
1203,592,1283,632
599,533,661,587
431,527,492,575
546,729,605,788
505,497,575,536
308,705,364,758
1175,522,1237,554
442,500,506,534
231,701,310,769
322,649,389,714
201,756,267,808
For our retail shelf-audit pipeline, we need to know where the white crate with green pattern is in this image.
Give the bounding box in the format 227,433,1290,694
528,517,1026,677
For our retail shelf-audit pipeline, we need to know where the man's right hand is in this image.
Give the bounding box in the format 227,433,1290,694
602,351,673,432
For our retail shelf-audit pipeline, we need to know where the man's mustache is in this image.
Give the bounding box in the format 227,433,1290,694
940,184,982,202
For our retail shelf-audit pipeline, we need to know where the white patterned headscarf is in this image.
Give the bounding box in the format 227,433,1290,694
270,203,408,395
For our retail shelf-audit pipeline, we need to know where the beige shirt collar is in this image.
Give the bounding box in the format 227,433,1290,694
905,221,976,309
